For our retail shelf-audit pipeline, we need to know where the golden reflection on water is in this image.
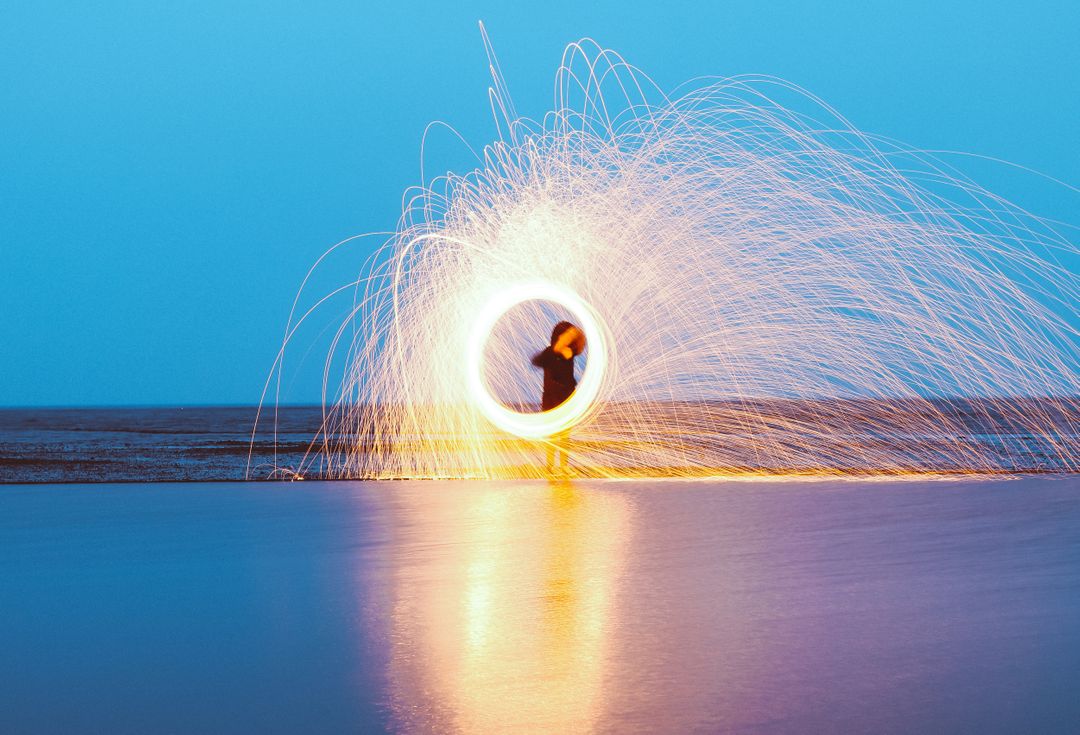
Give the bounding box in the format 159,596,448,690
380,480,633,734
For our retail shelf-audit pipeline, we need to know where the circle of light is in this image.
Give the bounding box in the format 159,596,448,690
466,282,608,439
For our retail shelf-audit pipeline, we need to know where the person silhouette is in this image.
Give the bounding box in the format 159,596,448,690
531,321,586,473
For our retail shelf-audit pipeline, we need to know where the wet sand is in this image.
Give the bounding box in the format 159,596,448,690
2,477,1079,733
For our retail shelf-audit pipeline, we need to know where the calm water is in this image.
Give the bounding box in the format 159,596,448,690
0,407,322,483
2,403,1077,483
3,477,1079,733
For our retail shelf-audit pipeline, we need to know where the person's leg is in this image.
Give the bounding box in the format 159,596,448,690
545,441,556,473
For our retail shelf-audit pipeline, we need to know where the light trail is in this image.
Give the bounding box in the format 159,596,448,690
254,32,1079,480
465,281,609,439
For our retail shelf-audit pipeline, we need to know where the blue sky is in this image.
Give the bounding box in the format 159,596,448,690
2,1,1077,406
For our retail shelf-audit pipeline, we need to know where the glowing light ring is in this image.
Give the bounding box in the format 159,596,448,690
466,282,608,439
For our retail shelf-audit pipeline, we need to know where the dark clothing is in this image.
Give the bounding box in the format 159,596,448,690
531,347,576,410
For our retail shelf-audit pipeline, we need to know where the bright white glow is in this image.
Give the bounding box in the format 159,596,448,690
465,282,609,439
257,35,1079,480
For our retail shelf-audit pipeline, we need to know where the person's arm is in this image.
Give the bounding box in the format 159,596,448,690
531,347,552,368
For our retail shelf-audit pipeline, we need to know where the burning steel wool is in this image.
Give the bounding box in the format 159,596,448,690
255,33,1079,479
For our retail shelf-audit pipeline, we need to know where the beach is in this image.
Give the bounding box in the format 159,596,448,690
3,476,1079,733
4,2,1077,732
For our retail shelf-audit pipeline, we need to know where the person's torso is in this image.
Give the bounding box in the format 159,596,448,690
541,350,576,409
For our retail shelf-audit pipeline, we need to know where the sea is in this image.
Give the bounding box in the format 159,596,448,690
0,401,1077,483
1,407,1079,733
0,406,324,483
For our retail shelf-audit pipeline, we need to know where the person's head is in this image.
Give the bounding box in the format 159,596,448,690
551,321,587,356
550,321,574,347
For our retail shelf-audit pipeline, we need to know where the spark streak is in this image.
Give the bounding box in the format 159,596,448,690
256,32,1079,479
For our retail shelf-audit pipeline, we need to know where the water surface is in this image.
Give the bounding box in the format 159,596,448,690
2,402,1075,483
2,477,1079,733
